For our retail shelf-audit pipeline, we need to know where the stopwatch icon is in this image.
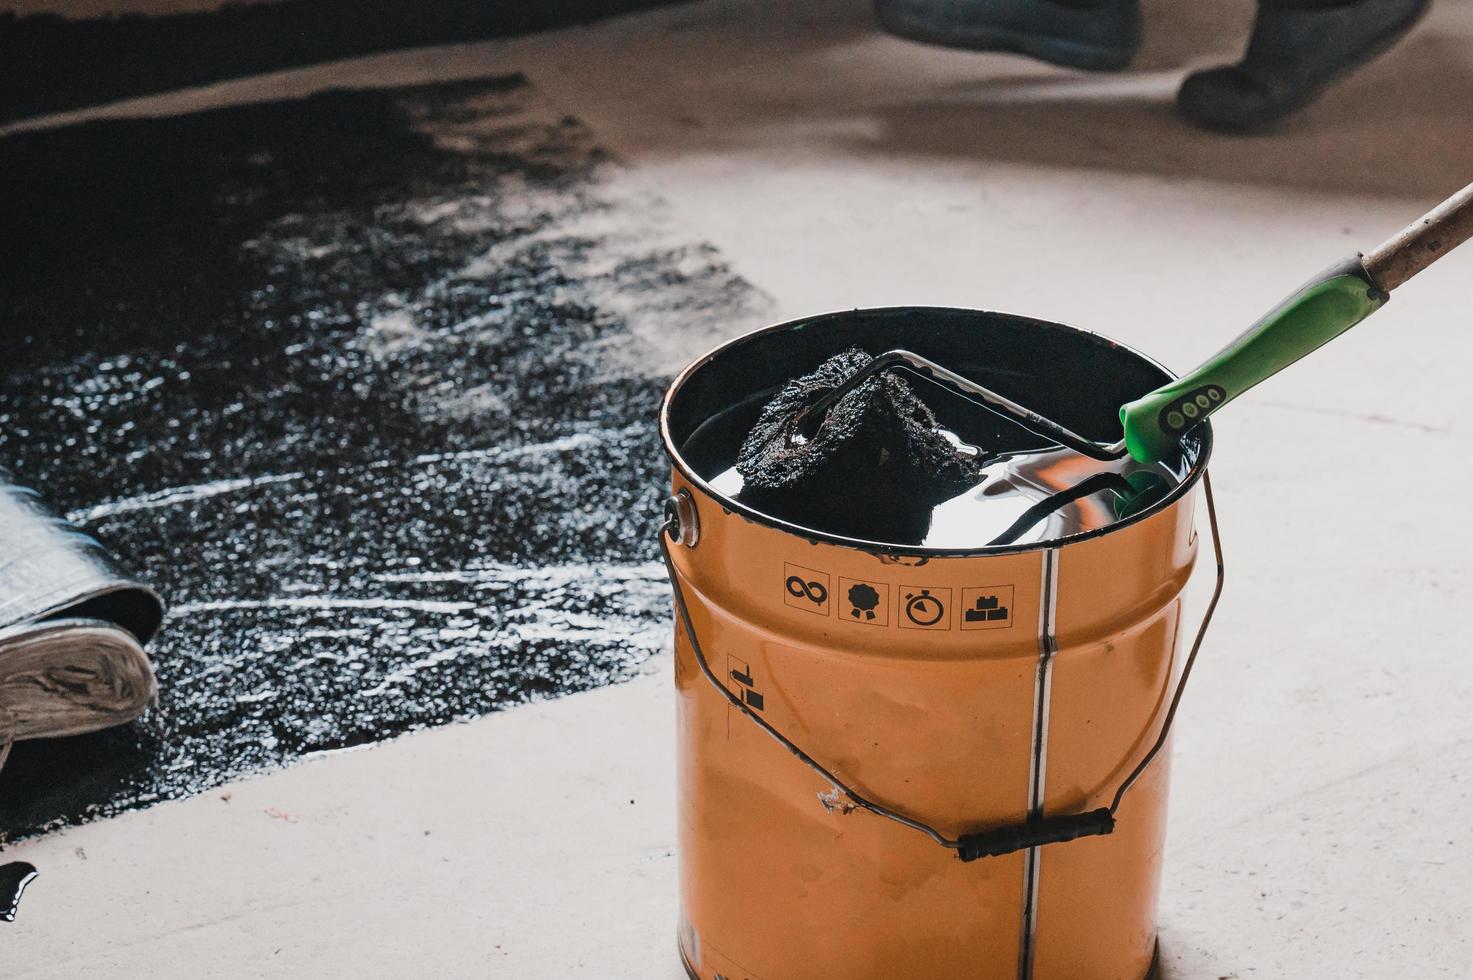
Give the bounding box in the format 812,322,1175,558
904,589,945,627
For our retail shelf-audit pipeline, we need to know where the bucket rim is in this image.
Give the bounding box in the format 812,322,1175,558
658,306,1214,558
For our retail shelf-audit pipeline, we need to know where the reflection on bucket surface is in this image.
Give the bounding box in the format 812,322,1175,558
661,308,1220,980
705,443,1181,550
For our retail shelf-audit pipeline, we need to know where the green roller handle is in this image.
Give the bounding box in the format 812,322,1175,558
1119,258,1386,463
1119,178,1473,464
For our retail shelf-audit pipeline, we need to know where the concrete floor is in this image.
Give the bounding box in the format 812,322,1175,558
8,0,1473,975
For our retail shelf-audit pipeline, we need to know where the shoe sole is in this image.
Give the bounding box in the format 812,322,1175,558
1181,0,1433,133
877,3,1139,72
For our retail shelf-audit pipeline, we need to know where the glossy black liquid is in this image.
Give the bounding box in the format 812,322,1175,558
0,863,37,923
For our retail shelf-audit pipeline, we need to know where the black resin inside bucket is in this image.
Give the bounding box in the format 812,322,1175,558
734,349,988,543
663,308,1211,553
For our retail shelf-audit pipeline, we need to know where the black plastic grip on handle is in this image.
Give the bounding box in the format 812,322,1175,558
955,809,1116,862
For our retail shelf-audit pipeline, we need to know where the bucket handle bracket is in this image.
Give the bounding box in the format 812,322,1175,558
658,471,1225,862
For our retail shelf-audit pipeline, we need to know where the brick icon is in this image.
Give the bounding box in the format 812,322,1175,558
961,586,1014,630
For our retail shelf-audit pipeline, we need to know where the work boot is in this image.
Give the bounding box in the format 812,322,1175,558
876,0,1143,71
1177,0,1431,132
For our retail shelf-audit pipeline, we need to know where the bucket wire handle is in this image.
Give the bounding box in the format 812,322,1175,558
1108,469,1224,814
658,471,1224,861
657,522,954,849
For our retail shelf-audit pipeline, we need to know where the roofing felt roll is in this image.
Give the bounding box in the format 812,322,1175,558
0,475,161,754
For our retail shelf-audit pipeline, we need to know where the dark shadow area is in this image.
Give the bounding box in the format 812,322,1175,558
0,0,691,124
0,730,160,835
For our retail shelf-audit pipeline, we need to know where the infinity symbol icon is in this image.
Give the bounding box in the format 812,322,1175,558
785,575,828,606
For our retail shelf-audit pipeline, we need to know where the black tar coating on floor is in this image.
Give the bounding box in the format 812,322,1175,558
736,349,984,544
0,0,690,125
0,75,758,839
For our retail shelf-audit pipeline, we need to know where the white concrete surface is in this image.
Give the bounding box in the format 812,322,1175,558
8,0,1473,976
5,658,678,979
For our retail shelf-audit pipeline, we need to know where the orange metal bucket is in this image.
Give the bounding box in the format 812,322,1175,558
658,308,1222,980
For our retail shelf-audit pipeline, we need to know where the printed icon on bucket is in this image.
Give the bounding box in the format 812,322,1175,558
783,562,830,616
961,586,1014,630
728,655,765,711
899,586,952,630
839,577,889,627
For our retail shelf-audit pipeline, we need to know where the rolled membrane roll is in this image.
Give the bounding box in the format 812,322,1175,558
0,475,162,758
0,619,156,754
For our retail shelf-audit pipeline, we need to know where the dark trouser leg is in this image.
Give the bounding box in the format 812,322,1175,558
874,0,1144,71
1177,0,1432,131
1261,0,1378,7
